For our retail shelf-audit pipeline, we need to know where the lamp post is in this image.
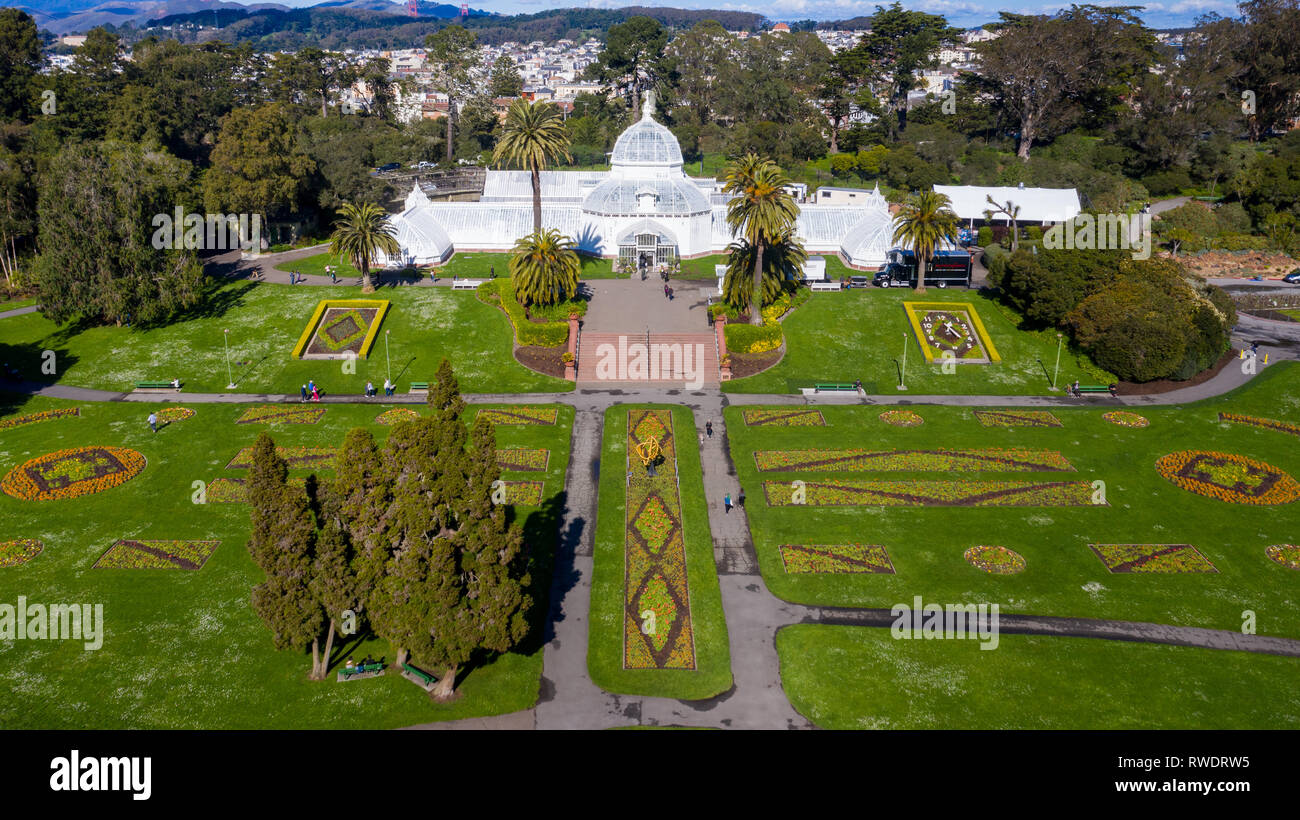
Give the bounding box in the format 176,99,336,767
223,328,235,389
1051,332,1063,391
899,332,909,389
385,329,391,385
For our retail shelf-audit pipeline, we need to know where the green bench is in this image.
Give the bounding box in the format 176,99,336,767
134,380,181,393
408,381,429,394
401,662,437,691
814,382,858,393
339,662,384,681
1072,384,1117,396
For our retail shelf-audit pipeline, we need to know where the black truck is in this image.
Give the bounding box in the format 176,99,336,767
873,248,972,289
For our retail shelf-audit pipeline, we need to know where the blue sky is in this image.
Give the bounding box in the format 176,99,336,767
255,0,1242,29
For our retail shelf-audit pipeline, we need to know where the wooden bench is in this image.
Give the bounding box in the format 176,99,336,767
401,662,438,692
451,279,484,290
408,381,429,395
814,382,858,393
337,662,384,682
133,381,181,394
1073,384,1117,396
809,282,842,292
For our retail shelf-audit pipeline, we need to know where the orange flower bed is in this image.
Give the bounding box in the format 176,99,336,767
2,447,147,501
1155,450,1300,505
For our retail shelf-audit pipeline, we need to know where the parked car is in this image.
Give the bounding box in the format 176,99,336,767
848,275,872,289
1283,270,1300,284
374,162,400,174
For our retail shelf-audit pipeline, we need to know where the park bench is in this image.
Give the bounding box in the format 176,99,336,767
814,382,858,393
1073,384,1118,396
337,662,384,682
451,279,484,290
401,662,438,692
133,380,181,394
809,282,842,292
408,381,429,395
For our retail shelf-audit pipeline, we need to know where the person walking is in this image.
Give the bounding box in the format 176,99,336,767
311,384,320,402
705,421,713,438
737,489,746,508
664,283,670,299
724,493,732,514
300,384,308,402
365,381,374,397
147,412,157,433
384,378,393,397
668,286,674,301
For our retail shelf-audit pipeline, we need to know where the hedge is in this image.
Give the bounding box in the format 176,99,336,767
725,321,783,354
476,279,570,348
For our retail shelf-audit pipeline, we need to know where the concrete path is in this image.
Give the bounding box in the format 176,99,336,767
581,273,716,333
0,305,38,320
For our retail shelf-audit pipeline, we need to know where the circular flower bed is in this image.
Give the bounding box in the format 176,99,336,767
964,545,1026,574
0,539,43,567
1,447,147,501
1155,450,1300,505
1102,411,1148,428
376,408,420,425
156,407,195,423
880,410,924,426
1266,544,1300,570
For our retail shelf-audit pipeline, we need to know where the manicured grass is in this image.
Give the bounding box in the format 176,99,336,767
0,280,571,394
273,249,359,279
777,625,1300,729
1281,309,1300,322
727,362,1300,638
722,286,1110,394
588,404,731,699
0,394,572,728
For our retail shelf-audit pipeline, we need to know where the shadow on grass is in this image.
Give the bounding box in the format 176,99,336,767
0,340,80,389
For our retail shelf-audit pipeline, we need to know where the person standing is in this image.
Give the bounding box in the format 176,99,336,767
147,412,157,433
724,493,732,514
365,381,374,397
737,489,746,508
300,384,307,402
705,421,713,438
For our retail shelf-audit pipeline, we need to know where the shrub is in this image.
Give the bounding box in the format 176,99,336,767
725,321,783,354
477,279,570,348
1026,226,1043,242
1141,169,1192,196
977,226,993,247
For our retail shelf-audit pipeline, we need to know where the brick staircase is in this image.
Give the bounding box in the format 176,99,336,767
575,331,720,386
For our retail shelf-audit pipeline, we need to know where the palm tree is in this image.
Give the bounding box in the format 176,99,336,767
892,190,960,294
329,201,399,294
493,99,572,236
509,229,581,307
722,228,807,314
722,153,800,324
983,195,1022,251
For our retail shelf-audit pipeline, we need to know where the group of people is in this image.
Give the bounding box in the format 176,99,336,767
663,283,675,300
363,379,396,397
300,380,320,402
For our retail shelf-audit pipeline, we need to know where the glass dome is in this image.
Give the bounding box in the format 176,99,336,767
582,177,711,217
838,211,895,268
609,118,684,168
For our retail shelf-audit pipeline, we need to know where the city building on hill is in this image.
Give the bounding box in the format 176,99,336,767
379,93,895,270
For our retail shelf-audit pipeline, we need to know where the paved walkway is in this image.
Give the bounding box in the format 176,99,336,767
0,305,38,320
581,272,716,333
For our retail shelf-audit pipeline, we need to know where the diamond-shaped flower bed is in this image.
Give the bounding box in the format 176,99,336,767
742,408,826,426
1089,543,1218,574
495,448,550,472
376,408,420,425
904,302,1001,364
779,544,895,574
1266,544,1300,570
292,299,390,360
879,410,923,426
235,405,325,425
476,407,558,426
0,539,43,567
94,540,220,570
1102,411,1148,428
763,479,1097,507
753,448,1075,473
973,409,1062,427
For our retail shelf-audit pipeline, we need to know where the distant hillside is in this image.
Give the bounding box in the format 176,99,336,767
18,0,288,35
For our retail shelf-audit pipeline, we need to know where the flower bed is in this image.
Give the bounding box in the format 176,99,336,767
1265,544,1300,570
94,539,220,570
1102,411,1149,428
376,408,420,425
0,539,43,567
624,408,695,671
762,479,1098,507
155,407,195,423
2,447,147,501
1218,412,1300,437
291,299,390,360
475,407,558,426
235,405,326,425
501,481,544,506
964,545,1026,574
904,301,1001,364
495,448,550,472
741,408,826,427
879,410,923,426
754,447,1074,473
1089,543,1218,573
226,445,337,469
0,408,79,430
1155,450,1300,505
973,410,1063,428
779,544,895,574
205,477,307,503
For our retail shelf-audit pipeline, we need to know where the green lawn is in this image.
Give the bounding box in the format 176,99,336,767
727,362,1300,639
1281,309,1300,322
778,625,1300,729
0,280,571,394
282,251,623,282
722,286,1111,394
0,395,572,728
587,404,732,699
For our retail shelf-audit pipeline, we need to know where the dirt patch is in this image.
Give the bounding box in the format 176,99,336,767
1114,349,1236,396
727,347,783,379
515,345,566,379
1179,250,1299,280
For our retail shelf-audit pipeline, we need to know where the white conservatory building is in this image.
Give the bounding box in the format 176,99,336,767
380,94,896,270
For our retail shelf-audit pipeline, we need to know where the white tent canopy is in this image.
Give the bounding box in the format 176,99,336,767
934,185,1081,224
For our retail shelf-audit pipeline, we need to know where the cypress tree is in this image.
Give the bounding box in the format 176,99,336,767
249,482,324,669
